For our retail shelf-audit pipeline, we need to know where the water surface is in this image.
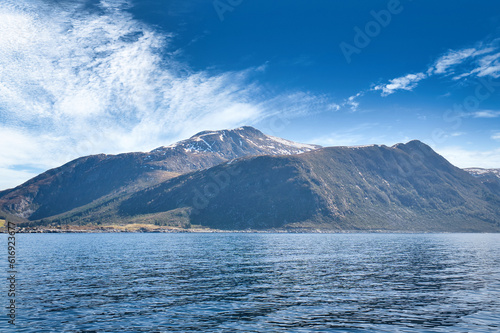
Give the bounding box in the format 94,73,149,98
1,233,499,332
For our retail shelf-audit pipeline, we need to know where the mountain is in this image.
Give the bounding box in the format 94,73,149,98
0,126,319,221
110,140,500,232
3,127,499,232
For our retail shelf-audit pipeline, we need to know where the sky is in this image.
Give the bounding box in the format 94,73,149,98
0,0,500,190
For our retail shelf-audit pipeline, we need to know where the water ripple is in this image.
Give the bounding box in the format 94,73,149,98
1,233,499,332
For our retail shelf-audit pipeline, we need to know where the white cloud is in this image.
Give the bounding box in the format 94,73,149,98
373,73,426,96
344,92,364,111
429,48,476,75
336,91,364,112
0,0,335,190
472,110,500,118
492,133,500,141
452,51,500,80
370,42,500,98
327,103,341,111
429,46,496,75
436,146,500,169
0,126,70,189
0,168,39,191
469,52,500,78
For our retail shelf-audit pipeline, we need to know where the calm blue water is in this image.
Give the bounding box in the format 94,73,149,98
1,233,500,332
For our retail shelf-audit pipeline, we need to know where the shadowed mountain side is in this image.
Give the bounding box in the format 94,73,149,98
119,156,323,229
118,141,500,231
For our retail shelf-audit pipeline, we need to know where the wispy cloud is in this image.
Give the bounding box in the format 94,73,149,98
471,110,500,118
343,92,364,111
467,51,500,78
432,48,475,74
0,0,335,189
371,40,499,97
492,132,500,141
428,48,483,75
373,73,426,96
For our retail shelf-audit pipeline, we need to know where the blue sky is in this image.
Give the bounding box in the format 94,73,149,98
0,0,499,190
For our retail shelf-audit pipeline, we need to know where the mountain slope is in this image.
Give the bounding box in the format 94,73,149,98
116,141,500,232
0,126,319,221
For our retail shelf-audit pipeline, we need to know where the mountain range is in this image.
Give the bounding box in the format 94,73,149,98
0,127,318,223
1,126,499,232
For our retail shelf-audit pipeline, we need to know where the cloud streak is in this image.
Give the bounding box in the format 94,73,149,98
0,0,334,190
373,73,426,96
471,110,500,118
370,40,500,98
429,48,477,75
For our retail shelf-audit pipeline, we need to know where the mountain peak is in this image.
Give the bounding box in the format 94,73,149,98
404,139,427,147
392,140,433,153
191,126,261,138
234,125,263,133
155,126,320,157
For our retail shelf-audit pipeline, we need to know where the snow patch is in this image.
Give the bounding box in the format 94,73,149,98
339,144,378,149
266,135,318,150
465,168,500,178
199,138,213,151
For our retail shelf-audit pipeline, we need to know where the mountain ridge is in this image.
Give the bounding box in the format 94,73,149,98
31,139,499,232
1,126,499,232
113,140,500,231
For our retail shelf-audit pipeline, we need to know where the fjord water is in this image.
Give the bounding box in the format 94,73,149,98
2,233,500,332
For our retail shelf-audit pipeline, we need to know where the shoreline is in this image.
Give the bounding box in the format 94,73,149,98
2,225,499,234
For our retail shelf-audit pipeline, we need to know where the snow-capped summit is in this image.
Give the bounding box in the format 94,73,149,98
152,126,321,158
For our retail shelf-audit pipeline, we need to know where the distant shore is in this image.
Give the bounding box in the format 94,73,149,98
2,224,216,234
4,227,344,234
1,223,331,234
2,223,498,234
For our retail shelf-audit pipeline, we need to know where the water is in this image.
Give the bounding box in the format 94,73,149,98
1,233,500,332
